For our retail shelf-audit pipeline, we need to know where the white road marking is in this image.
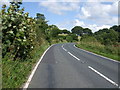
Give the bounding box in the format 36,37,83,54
23,44,55,89
74,45,120,63
62,44,81,61
88,66,118,87
62,45,67,51
63,48,67,51
68,52,80,61
62,45,64,48
74,44,77,48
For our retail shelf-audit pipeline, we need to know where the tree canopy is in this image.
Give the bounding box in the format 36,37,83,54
71,26,92,36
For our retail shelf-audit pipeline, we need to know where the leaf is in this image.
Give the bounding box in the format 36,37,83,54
23,39,26,42
13,26,16,28
8,31,13,34
17,39,22,42
11,17,15,21
8,24,12,27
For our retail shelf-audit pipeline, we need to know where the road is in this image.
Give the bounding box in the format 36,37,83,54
27,43,119,88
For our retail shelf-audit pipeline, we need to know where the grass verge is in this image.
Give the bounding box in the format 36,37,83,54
76,42,120,61
2,42,49,88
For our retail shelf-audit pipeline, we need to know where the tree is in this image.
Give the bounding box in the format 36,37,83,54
104,29,119,45
66,36,73,42
94,28,119,45
83,28,92,35
110,25,120,32
36,13,45,20
35,13,48,42
94,28,109,35
71,26,92,36
69,34,78,41
71,26,83,36
110,25,120,42
47,25,61,38
61,29,70,34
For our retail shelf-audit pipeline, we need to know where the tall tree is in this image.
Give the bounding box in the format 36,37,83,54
36,13,45,20
48,25,61,37
71,26,92,36
35,13,48,36
83,28,92,35
71,26,83,36
110,25,120,32
61,29,70,34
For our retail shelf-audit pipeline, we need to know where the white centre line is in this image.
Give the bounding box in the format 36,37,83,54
61,45,64,48
62,45,67,51
62,44,81,61
74,44,77,48
63,48,67,51
88,66,118,87
68,52,80,61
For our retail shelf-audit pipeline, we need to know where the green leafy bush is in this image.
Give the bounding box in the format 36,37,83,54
1,3,36,60
66,36,73,42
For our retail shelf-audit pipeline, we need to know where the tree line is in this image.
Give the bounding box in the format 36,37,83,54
71,25,120,46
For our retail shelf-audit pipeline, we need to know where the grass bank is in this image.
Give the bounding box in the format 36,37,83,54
76,42,120,61
2,42,49,88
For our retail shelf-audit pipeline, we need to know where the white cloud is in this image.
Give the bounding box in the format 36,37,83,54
56,19,110,32
0,0,10,6
81,7,91,18
55,20,75,30
21,0,119,2
55,18,116,32
39,0,118,15
74,19,111,32
109,2,118,15
39,1,118,32
96,25,111,30
87,24,111,32
77,1,118,25
74,19,85,26
39,1,80,15
87,0,119,2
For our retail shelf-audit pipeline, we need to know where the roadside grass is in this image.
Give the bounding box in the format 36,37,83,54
2,42,49,88
76,41,120,61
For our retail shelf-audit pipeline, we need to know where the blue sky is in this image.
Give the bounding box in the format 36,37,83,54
0,0,119,32
21,2,80,31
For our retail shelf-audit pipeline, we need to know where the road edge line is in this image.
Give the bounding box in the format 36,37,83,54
23,44,55,89
74,44,120,63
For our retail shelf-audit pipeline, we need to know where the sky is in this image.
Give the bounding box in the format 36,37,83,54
0,0,119,32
